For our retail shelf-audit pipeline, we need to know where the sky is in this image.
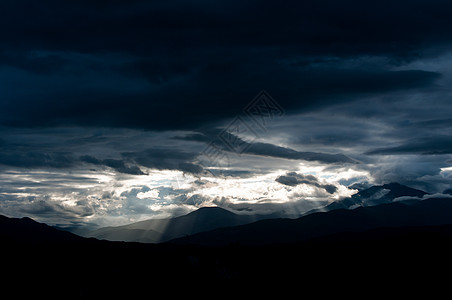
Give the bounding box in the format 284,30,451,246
1,0,452,230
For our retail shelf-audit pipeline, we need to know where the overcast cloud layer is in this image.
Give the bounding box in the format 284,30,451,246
1,0,452,229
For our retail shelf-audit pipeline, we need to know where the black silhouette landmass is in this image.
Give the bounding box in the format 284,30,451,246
2,194,452,298
0,215,84,243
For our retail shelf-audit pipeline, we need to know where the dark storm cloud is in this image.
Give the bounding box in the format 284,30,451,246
0,57,440,130
2,0,452,55
79,148,206,175
0,152,75,168
0,0,448,131
179,130,357,164
366,136,452,155
122,148,204,175
246,142,357,164
275,172,337,194
0,127,208,175
79,155,146,175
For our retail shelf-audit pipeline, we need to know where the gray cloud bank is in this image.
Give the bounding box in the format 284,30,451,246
276,172,338,194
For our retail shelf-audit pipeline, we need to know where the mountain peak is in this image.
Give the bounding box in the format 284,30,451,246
175,206,240,223
88,206,249,243
186,206,234,216
381,182,427,198
382,182,404,188
20,216,38,224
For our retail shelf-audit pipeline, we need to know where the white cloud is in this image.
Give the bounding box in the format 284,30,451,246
137,189,160,199
0,162,366,228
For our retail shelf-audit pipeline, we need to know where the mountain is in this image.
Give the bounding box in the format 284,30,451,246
87,207,277,243
89,183,432,244
170,197,452,246
323,182,428,211
3,213,452,298
0,214,83,243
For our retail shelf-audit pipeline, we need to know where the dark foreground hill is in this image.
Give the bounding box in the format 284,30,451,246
0,214,83,243
1,213,452,298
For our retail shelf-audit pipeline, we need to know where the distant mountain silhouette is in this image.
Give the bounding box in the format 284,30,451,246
87,207,278,243
319,182,428,211
170,197,452,246
89,183,433,244
0,215,83,243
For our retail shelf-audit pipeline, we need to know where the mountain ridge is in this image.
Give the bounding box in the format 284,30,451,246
87,182,437,244
169,197,452,246
315,182,428,212
87,206,276,243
